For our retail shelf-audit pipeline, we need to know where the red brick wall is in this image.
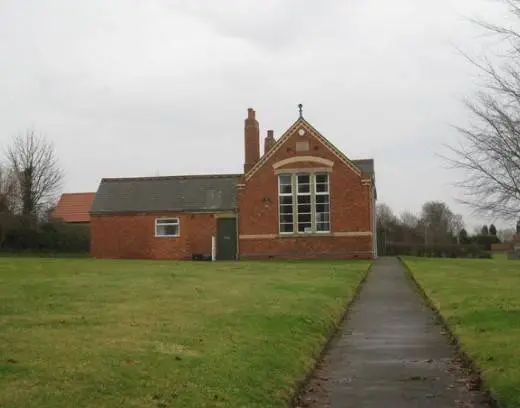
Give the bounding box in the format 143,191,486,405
90,212,218,260
238,122,375,259
239,236,373,260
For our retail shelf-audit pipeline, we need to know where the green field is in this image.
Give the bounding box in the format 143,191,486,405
405,257,520,407
0,257,368,408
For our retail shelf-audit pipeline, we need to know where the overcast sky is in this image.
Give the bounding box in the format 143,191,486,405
0,0,514,230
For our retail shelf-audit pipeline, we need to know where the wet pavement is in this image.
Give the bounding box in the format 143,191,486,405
296,258,491,408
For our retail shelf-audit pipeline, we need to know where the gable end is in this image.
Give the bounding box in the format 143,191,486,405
245,117,362,181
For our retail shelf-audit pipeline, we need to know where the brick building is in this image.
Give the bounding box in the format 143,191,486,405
90,107,377,260
53,192,96,224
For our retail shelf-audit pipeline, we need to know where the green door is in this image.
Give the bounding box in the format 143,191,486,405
217,218,237,260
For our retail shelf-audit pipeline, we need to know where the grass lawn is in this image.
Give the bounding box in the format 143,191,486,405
0,257,368,408
404,256,520,407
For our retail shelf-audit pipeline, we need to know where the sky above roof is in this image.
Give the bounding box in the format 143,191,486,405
0,0,515,230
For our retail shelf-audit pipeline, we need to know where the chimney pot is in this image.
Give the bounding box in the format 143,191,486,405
264,129,275,155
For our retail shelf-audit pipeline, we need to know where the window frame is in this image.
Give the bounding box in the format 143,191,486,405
296,174,313,233
278,175,295,234
314,173,330,233
154,217,180,238
278,172,331,235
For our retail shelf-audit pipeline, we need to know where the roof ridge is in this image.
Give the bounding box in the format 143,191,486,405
101,173,243,183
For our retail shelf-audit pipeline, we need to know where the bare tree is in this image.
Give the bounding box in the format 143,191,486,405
452,214,465,236
498,227,516,242
0,165,17,213
6,129,63,217
400,211,419,229
0,165,18,247
419,201,462,245
376,203,399,230
444,1,520,220
399,211,424,244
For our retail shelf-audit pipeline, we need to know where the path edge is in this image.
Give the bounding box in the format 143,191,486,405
289,261,374,407
398,256,505,408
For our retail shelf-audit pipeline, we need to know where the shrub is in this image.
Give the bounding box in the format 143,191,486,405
384,243,492,259
2,218,89,254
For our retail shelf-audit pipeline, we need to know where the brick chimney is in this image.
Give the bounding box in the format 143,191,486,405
244,108,260,173
264,130,275,156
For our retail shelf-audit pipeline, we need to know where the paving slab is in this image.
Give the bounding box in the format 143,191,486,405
296,257,491,408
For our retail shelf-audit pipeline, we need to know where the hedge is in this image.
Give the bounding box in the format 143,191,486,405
383,242,492,258
1,218,89,254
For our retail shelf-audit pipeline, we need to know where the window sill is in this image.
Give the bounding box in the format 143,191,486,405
278,232,331,238
154,235,180,238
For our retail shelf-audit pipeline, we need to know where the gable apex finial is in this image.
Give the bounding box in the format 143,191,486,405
298,103,303,119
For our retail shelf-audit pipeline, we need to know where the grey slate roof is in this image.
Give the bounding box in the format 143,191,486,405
90,174,241,214
91,160,375,215
352,159,374,176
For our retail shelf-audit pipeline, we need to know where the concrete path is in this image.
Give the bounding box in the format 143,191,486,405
297,258,490,408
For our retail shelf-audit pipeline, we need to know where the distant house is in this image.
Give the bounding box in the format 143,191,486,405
53,192,96,224
491,242,514,252
90,107,377,260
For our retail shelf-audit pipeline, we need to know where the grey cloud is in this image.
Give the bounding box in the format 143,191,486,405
165,0,345,50
0,0,515,230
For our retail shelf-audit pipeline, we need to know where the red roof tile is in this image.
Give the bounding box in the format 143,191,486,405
53,192,96,223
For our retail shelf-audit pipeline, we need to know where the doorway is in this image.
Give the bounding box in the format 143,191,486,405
216,218,237,260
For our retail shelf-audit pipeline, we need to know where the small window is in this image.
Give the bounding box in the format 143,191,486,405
155,218,180,237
